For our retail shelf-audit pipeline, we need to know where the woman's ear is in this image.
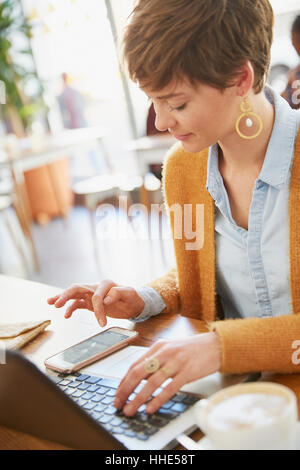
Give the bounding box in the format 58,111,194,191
235,60,255,97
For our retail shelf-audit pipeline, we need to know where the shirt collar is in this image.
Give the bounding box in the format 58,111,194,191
206,84,300,198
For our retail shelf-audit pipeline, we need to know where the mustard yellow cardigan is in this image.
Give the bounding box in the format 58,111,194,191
147,131,300,375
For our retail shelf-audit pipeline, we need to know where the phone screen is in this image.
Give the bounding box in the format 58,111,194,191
55,330,129,365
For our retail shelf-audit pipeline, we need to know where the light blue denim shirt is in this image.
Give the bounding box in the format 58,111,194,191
134,85,300,322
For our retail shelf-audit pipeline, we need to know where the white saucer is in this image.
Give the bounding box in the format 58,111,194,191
196,422,300,450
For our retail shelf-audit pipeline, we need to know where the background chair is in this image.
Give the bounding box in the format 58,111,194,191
0,194,30,276
72,173,143,270
1,136,40,273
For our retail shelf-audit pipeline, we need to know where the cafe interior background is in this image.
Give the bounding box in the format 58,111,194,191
0,0,299,292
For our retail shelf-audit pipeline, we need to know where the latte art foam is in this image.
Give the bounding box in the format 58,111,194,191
207,393,289,431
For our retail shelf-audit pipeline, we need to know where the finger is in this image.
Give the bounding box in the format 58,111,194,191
64,299,88,319
47,294,61,304
54,286,94,308
114,347,168,411
103,286,122,306
115,341,164,396
104,286,135,304
122,364,177,416
115,341,166,395
145,376,185,414
92,281,116,326
114,361,148,411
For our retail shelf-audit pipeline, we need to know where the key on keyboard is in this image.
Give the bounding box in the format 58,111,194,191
55,373,199,441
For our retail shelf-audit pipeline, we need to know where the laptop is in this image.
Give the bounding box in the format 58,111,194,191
0,348,260,450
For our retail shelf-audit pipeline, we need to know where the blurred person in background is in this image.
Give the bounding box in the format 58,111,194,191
58,73,106,175
281,15,300,110
58,72,87,129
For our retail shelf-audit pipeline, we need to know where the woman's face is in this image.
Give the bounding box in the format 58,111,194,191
142,78,240,153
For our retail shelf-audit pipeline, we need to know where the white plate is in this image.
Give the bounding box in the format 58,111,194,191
195,422,300,450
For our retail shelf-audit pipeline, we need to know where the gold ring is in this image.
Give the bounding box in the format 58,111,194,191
161,366,172,377
144,357,160,374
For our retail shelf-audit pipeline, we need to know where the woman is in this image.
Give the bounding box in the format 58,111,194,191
48,0,300,417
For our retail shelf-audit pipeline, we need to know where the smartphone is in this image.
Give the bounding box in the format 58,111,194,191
44,327,138,374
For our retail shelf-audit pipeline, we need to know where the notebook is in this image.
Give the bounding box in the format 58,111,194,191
0,348,259,450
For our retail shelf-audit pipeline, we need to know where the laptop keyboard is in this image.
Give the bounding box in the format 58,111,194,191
52,373,199,442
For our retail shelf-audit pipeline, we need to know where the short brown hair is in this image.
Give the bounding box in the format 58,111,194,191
122,0,274,94
292,15,300,34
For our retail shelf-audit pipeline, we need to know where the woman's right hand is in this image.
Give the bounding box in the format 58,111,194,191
47,280,145,327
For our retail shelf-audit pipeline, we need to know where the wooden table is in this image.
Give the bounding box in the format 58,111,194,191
0,274,300,450
0,127,108,173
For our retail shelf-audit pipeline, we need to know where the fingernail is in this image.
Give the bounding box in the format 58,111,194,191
103,296,112,305
124,404,133,415
146,405,154,414
114,398,121,409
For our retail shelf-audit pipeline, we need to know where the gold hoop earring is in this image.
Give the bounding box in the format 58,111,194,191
235,97,263,140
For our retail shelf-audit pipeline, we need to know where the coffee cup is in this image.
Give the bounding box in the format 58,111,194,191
193,382,298,450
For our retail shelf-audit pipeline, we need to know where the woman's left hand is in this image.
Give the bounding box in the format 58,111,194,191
114,332,221,416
